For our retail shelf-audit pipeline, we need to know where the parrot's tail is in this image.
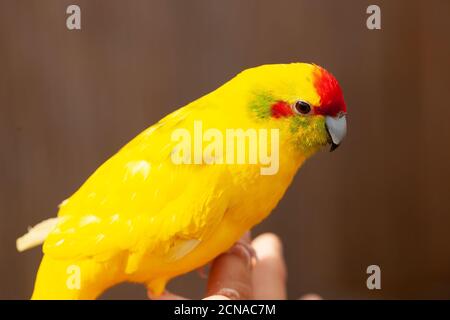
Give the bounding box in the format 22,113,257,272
32,254,125,300
16,217,59,252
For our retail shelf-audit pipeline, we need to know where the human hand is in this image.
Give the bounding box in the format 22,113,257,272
148,232,321,300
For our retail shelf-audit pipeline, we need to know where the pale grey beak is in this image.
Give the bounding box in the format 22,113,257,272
325,115,347,151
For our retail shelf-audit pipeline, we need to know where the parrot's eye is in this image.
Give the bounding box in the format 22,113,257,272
293,100,311,115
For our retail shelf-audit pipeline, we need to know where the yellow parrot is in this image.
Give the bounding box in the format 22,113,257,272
16,63,347,299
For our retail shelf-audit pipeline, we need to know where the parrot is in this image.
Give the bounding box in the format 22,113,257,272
16,63,347,299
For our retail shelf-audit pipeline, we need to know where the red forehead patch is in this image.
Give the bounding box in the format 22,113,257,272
313,66,346,117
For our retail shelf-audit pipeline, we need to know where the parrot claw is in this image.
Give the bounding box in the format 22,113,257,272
197,264,210,279
146,278,167,298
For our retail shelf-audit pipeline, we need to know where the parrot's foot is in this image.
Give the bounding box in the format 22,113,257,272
147,278,167,297
196,264,210,279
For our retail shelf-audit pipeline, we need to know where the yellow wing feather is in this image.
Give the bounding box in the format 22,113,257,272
43,104,231,264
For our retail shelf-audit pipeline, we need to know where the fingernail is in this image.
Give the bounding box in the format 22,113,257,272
228,242,256,269
215,288,241,300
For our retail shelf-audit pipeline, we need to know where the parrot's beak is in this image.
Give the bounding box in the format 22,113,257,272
325,114,347,152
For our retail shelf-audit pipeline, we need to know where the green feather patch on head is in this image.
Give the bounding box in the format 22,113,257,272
290,116,309,133
249,92,275,119
291,116,329,154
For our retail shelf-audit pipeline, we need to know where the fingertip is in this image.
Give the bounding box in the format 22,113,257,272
252,233,286,281
300,293,322,300
203,295,231,300
251,232,287,300
252,233,283,255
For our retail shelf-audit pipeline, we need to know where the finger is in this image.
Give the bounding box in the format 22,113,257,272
148,290,188,300
206,231,253,300
300,293,322,300
203,295,231,300
251,233,287,299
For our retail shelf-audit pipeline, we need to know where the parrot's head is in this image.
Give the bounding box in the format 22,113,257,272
240,63,347,157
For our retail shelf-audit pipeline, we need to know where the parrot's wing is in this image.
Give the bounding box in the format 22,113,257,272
43,104,232,263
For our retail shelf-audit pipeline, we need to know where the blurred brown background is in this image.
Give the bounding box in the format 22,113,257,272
1,0,449,299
